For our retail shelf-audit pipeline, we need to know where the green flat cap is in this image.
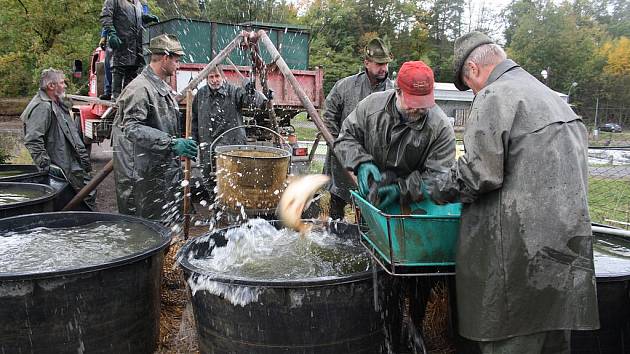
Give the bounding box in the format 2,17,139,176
365,38,393,64
453,31,494,91
149,34,184,56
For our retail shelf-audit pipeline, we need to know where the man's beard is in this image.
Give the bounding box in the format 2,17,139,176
396,99,426,122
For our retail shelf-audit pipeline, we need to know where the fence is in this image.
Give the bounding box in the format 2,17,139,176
589,144,630,229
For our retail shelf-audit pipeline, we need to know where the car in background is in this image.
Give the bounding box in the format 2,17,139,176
599,123,623,133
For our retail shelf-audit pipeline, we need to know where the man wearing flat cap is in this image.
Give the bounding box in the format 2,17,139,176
433,31,599,352
322,37,395,219
112,34,198,225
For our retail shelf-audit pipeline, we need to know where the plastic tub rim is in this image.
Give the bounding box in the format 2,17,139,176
0,164,45,182
0,182,56,210
0,212,172,281
178,220,378,288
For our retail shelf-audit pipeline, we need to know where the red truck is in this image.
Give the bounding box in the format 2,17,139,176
71,41,325,157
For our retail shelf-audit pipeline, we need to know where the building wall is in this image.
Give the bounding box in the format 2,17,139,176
437,100,471,126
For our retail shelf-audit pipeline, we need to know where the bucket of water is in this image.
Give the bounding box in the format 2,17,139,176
215,145,290,214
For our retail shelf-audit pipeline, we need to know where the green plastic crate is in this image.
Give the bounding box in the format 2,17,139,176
351,191,461,272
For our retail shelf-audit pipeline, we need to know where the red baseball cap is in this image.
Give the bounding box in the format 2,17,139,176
396,61,435,109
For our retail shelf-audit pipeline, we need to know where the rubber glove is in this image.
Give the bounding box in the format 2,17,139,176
170,138,198,159
377,184,400,209
142,14,160,24
108,29,122,49
356,162,381,197
49,164,66,179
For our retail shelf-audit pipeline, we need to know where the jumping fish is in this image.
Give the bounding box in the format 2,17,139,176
278,174,330,233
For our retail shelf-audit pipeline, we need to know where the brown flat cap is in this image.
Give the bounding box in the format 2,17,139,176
149,34,184,56
365,38,393,64
453,31,494,91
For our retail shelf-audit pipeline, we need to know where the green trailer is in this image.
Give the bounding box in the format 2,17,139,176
144,19,310,70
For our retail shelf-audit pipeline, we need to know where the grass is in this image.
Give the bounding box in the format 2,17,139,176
589,177,630,228
293,125,319,141
589,131,630,147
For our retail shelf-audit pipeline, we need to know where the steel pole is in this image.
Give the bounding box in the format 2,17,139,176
183,91,193,239
256,30,357,186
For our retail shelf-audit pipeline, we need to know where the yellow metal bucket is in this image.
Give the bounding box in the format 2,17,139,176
215,145,290,214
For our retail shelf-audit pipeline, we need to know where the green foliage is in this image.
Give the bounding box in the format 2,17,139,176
309,36,360,94
505,1,630,126
0,0,102,96
0,0,627,128
198,0,298,24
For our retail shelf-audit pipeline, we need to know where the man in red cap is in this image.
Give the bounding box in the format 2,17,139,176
334,60,456,351
334,60,455,209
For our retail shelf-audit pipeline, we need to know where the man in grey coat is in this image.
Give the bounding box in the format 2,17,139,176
100,0,159,100
191,65,267,192
434,32,599,353
21,68,95,207
335,60,455,207
322,37,394,219
112,34,197,225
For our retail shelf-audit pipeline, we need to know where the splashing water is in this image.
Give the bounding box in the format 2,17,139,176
188,219,370,280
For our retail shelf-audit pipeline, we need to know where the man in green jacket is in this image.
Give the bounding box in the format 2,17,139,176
192,65,267,192
21,68,95,207
112,34,197,225
335,60,455,209
434,32,599,353
322,37,394,219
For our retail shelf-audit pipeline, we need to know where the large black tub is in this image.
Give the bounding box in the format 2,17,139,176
0,164,41,180
0,212,171,353
572,225,630,354
0,182,55,218
0,164,91,211
179,221,387,354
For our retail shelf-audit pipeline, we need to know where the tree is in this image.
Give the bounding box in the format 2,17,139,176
197,0,298,24
152,0,201,19
508,2,605,92
424,0,465,82
0,0,102,96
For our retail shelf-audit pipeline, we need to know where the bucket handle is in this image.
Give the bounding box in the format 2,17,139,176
208,125,292,174
208,124,291,154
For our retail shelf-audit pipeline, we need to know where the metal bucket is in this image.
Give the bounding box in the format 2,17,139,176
215,145,290,214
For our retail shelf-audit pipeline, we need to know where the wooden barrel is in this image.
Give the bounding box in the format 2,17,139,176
215,145,290,215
